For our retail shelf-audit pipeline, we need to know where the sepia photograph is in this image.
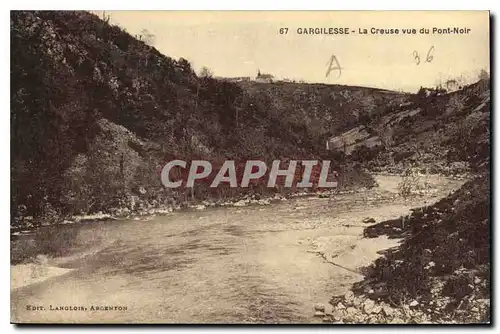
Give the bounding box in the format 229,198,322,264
10,10,490,324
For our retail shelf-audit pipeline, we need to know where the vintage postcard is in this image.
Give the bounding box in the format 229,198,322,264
11,10,490,324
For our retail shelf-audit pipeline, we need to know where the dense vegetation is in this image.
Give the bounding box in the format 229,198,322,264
12,11,400,226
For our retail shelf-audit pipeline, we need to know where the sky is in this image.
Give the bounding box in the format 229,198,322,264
100,11,490,93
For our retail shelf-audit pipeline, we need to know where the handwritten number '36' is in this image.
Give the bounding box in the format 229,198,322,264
414,45,435,65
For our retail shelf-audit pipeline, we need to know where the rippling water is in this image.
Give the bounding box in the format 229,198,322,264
13,176,461,323
12,195,367,323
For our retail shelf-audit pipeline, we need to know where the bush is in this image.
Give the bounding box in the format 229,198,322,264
398,167,421,198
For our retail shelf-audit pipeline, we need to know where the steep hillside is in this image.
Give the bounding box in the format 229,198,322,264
328,79,490,174
239,81,410,137
11,11,403,225
323,73,491,323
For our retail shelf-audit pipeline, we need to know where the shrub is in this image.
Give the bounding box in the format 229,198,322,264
398,167,421,198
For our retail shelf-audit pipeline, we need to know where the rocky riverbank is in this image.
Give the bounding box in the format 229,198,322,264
316,174,490,324
12,186,377,236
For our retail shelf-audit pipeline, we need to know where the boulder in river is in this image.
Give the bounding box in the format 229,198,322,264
314,303,326,312
362,217,376,224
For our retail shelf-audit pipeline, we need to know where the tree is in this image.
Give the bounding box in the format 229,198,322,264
478,69,489,81
199,66,213,78
101,11,110,24
140,28,156,46
178,57,192,73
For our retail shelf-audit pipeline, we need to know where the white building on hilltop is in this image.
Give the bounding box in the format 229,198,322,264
255,69,274,83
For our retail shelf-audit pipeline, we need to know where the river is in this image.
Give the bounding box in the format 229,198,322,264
11,175,463,324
